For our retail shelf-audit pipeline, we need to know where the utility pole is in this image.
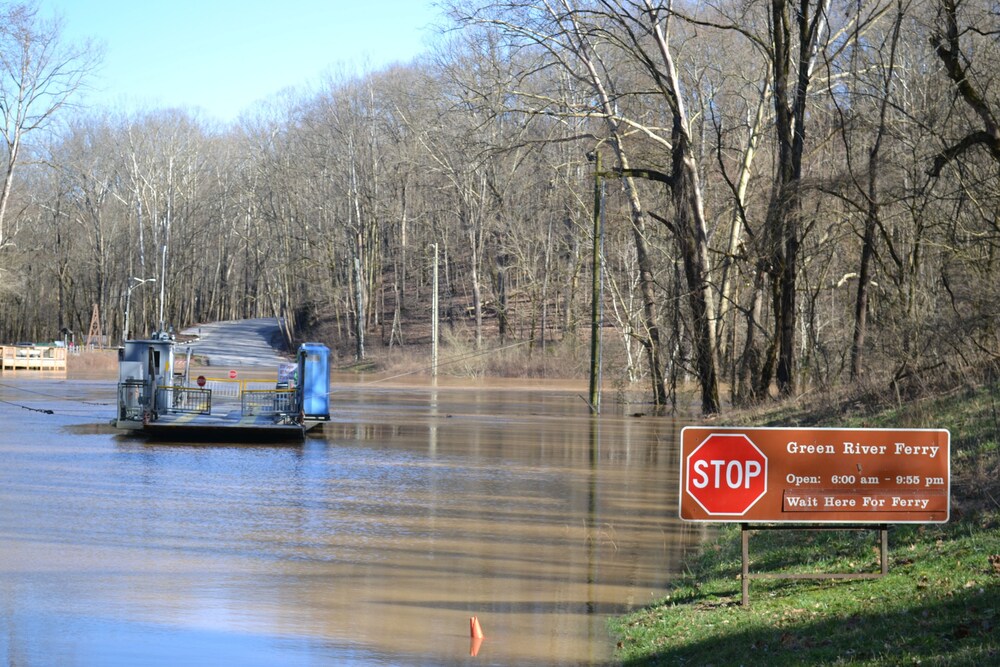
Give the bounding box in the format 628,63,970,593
589,151,604,414
431,243,439,377
587,158,673,413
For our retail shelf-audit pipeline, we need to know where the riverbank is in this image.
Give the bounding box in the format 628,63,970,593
611,383,1000,665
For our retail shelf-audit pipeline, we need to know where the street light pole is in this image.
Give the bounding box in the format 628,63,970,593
123,277,156,344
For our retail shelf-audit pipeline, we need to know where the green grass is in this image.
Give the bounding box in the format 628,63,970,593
610,383,1000,666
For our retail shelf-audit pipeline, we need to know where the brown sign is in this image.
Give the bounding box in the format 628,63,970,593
679,427,950,523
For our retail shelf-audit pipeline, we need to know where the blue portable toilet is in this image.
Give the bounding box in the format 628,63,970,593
296,343,330,421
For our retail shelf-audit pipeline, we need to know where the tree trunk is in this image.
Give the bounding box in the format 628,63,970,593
767,0,830,397
851,2,903,381
354,255,365,361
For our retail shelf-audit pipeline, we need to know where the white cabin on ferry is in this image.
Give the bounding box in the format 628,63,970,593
116,336,175,429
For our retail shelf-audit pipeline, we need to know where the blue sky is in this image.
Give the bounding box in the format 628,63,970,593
40,0,440,123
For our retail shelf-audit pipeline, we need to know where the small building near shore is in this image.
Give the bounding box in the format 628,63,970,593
1,344,67,371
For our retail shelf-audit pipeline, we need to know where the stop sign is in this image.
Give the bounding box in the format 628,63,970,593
685,433,768,515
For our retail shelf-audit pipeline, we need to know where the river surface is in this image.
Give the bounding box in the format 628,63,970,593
0,372,706,666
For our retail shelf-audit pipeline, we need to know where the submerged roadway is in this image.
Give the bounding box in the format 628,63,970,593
179,317,291,367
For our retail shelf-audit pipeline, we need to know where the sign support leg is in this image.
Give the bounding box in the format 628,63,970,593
881,526,889,575
741,523,750,606
740,524,890,607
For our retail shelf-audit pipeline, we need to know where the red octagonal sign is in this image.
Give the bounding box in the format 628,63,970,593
685,433,768,515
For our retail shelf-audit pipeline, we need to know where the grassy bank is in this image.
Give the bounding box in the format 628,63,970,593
610,383,1000,666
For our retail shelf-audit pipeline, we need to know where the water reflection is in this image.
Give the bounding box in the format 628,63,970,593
0,376,704,665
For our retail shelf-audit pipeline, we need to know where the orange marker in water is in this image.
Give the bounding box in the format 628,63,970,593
470,616,485,657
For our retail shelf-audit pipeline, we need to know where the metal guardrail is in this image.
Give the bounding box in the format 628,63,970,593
240,389,297,418
201,378,278,398
119,377,297,424
118,379,150,421
158,386,212,415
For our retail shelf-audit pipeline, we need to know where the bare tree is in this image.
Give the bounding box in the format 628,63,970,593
0,1,100,250
448,1,676,405
616,0,722,413
761,0,832,396
927,0,1000,176
841,2,906,380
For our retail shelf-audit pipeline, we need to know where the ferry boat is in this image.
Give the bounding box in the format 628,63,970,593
114,333,330,441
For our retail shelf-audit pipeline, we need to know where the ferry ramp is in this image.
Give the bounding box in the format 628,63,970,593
179,318,291,367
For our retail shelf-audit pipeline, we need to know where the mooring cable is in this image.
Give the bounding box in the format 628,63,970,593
0,397,54,414
0,380,112,412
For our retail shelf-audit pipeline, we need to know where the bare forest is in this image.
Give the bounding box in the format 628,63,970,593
1,1,999,414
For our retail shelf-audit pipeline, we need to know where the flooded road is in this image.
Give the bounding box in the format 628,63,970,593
0,373,706,665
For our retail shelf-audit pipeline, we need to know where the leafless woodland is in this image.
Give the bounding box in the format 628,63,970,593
1,1,999,413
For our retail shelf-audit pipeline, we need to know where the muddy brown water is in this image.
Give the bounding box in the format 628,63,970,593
0,372,707,665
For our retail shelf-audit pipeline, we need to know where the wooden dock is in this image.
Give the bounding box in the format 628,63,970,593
1,345,67,371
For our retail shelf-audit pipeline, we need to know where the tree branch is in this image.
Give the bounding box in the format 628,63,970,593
927,130,1000,177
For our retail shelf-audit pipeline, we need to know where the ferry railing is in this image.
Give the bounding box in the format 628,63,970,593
202,378,278,399
240,388,298,420
118,379,150,421
157,385,212,415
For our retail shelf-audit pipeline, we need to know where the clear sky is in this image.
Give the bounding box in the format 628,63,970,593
39,0,440,123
